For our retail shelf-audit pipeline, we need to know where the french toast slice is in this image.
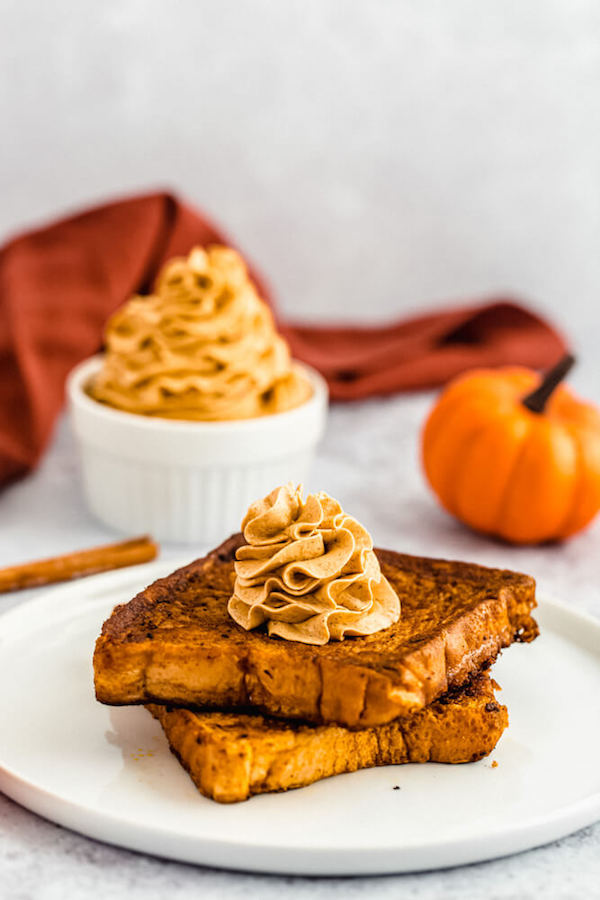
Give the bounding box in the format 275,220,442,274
147,672,507,803
94,534,537,727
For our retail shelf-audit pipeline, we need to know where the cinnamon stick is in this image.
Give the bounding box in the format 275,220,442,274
0,535,159,593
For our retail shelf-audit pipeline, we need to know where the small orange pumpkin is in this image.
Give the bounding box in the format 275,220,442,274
421,355,600,544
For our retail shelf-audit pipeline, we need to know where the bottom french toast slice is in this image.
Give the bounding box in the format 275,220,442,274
147,672,507,803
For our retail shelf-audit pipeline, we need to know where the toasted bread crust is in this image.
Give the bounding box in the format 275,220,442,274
95,534,537,727
147,673,508,802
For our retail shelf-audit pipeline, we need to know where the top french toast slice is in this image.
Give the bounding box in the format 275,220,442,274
94,534,538,728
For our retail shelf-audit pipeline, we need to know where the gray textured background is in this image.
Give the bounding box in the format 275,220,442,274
2,0,600,378
1,2,600,897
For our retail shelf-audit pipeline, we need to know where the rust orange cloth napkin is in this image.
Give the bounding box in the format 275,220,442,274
0,191,567,485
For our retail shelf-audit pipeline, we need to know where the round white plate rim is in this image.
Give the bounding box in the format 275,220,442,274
0,559,599,876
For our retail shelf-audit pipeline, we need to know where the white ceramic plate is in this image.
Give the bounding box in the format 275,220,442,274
0,560,599,876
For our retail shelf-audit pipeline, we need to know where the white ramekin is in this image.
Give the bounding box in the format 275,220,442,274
67,356,328,543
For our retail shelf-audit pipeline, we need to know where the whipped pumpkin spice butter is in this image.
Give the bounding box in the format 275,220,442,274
89,246,312,420
228,483,401,645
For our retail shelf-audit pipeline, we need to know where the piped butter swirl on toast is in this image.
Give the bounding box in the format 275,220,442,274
228,484,400,645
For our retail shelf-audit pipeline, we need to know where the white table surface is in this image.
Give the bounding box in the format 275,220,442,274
1,386,599,900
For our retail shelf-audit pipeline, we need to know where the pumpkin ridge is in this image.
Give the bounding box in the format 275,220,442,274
556,423,600,538
441,420,494,517
497,418,578,543
423,391,510,504
422,375,508,453
454,414,530,534
556,425,584,539
491,422,534,540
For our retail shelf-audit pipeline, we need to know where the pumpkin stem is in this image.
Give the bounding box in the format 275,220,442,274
522,353,576,414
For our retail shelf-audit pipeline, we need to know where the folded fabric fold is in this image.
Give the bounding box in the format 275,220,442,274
283,300,565,398
0,191,567,485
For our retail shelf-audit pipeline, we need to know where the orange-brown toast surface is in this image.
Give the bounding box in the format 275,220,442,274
148,672,508,803
94,535,536,727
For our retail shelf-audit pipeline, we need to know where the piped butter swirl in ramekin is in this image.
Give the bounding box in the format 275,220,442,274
227,483,400,645
88,245,312,420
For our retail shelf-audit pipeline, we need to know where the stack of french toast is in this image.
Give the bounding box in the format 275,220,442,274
94,517,538,804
